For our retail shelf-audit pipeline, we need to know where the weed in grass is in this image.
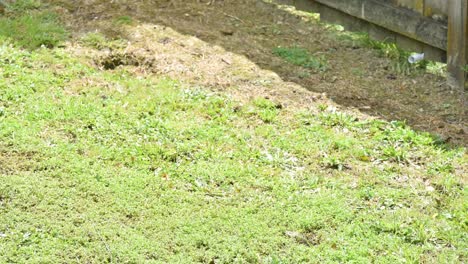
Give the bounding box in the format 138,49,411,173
376,120,434,146
337,31,431,76
297,71,311,79
273,46,328,72
317,103,328,112
252,97,281,123
321,155,348,171
425,61,447,76
114,15,133,25
381,145,408,163
360,36,423,75
331,137,354,151
357,186,374,200
319,111,358,128
428,160,455,175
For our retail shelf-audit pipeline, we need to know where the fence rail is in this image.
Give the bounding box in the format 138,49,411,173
288,0,467,89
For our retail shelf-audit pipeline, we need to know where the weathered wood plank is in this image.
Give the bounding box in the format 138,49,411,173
395,0,424,14
312,0,447,50
447,0,467,89
424,0,448,17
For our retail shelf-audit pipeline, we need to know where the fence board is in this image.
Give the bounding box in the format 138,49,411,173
395,0,424,14
424,0,448,17
447,0,467,89
313,0,447,50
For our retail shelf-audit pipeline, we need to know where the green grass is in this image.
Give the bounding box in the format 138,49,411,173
266,0,448,77
0,8,467,264
335,31,431,76
273,46,328,72
0,1,67,49
80,32,109,49
114,15,134,25
0,38,466,263
462,64,468,73
4,0,41,12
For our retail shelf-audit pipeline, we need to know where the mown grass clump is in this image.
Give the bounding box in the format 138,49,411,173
273,46,328,72
114,15,133,25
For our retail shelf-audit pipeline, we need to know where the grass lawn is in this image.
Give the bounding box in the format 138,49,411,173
0,1,466,263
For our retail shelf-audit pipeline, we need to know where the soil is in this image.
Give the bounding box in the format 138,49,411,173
50,0,467,145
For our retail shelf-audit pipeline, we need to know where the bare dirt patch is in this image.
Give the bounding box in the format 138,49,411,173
51,0,466,145
0,148,40,175
97,52,144,70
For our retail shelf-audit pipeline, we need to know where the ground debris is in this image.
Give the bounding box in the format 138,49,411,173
285,231,321,246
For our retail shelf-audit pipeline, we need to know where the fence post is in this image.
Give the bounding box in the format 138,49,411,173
447,0,467,90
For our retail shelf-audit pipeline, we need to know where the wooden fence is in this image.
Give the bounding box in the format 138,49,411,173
287,0,467,89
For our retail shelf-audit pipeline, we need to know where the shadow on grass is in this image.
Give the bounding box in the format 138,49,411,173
15,0,468,147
